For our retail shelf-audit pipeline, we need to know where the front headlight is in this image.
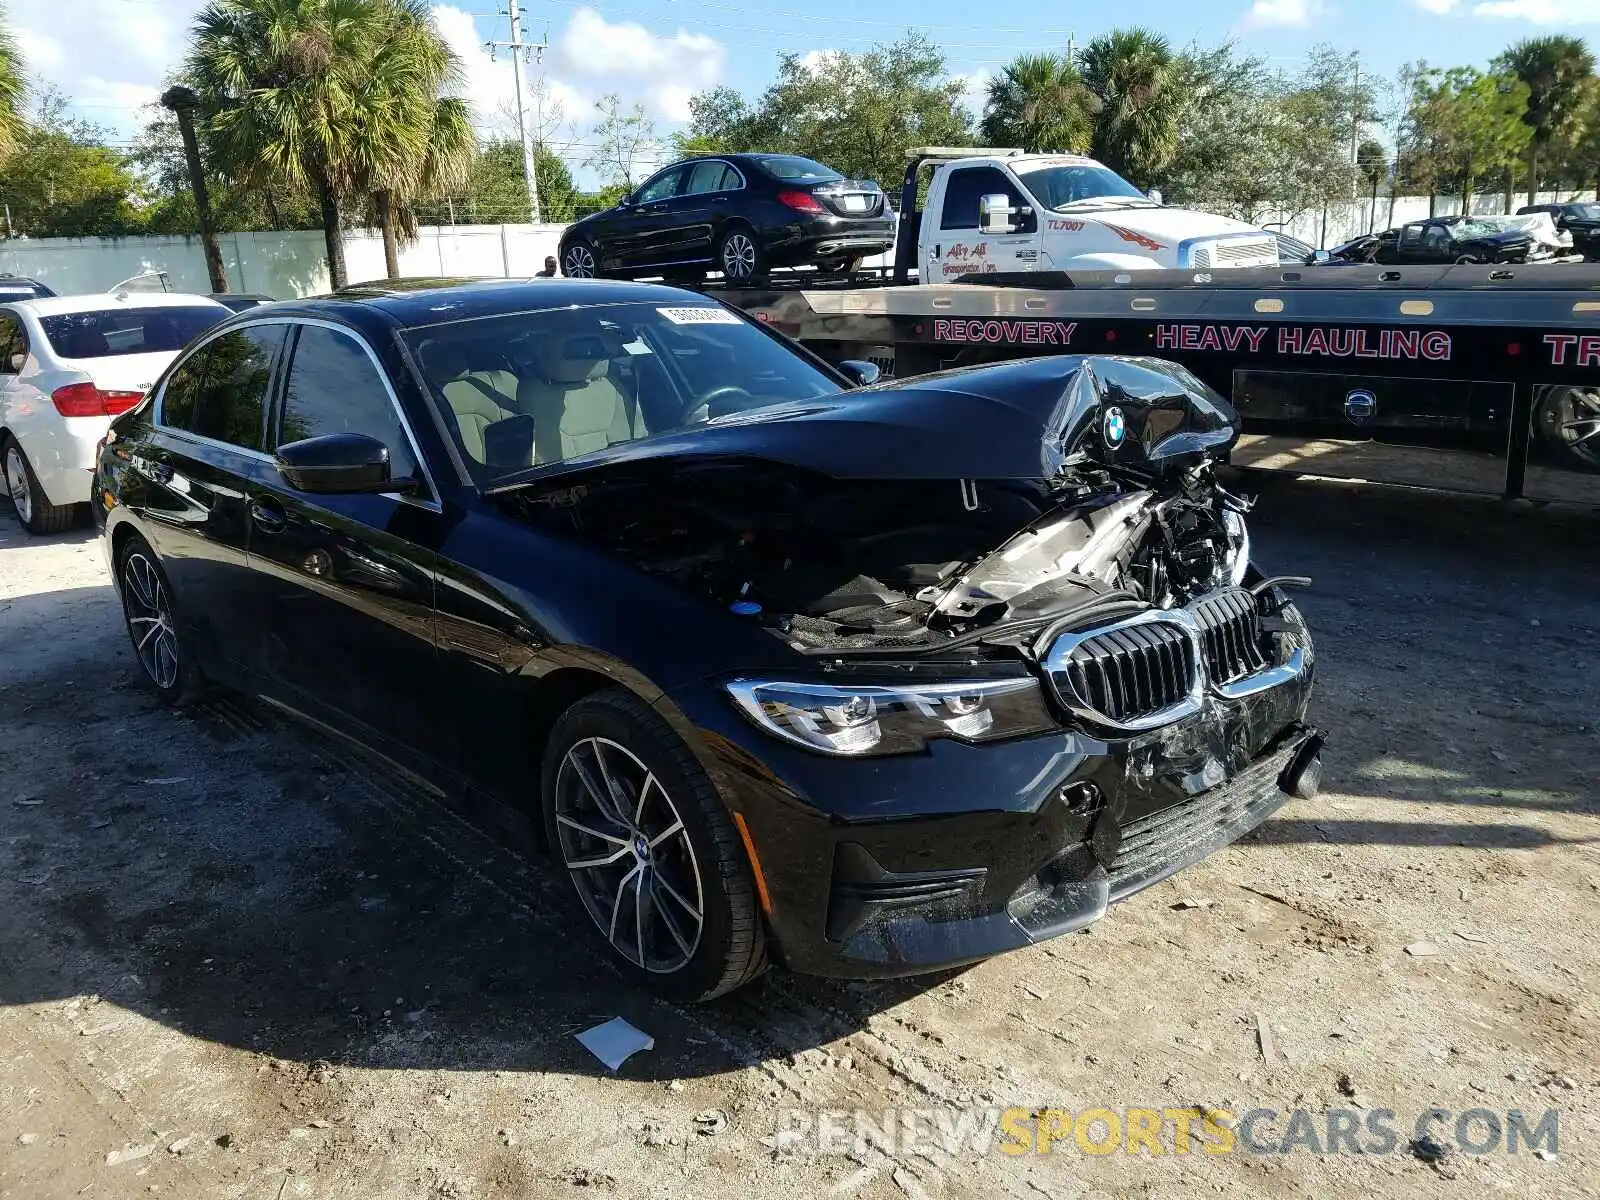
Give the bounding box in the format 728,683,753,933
726,676,1057,757
1221,507,1251,587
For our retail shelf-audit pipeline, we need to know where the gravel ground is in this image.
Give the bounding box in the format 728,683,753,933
1,475,1596,1200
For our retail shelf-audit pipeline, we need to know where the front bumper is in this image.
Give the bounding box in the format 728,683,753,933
674,596,1318,979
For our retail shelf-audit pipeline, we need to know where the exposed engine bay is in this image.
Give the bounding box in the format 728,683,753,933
500,355,1277,657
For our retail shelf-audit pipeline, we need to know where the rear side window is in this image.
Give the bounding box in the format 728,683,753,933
278,325,418,480
684,160,738,195
0,314,28,375
40,305,226,359
160,326,284,452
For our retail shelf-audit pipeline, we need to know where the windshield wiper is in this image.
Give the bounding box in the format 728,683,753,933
1053,197,1154,211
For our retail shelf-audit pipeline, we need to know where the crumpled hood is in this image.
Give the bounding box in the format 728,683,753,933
490,355,1240,494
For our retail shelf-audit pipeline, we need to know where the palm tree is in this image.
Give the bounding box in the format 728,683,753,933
1495,35,1595,205
188,0,391,288
1077,28,1182,189
980,53,1095,154
0,3,25,161
358,0,474,278
1357,138,1387,233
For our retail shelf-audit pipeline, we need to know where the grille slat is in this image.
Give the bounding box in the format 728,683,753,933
1059,620,1195,726
1193,587,1268,685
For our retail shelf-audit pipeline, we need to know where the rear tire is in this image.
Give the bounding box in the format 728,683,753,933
541,687,767,1002
2,436,77,535
717,225,765,283
1534,385,1600,472
116,534,204,706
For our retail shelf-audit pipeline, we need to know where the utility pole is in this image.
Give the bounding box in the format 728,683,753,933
1350,61,1361,201
486,5,545,224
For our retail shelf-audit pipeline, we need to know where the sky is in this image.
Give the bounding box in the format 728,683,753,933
9,0,1600,186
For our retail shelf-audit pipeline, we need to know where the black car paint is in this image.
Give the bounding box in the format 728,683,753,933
97,279,1316,979
560,154,895,279
1357,219,1532,265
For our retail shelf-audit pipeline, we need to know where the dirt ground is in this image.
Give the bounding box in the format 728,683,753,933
1,475,1596,1200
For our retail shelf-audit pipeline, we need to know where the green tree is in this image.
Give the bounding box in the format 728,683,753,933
585,93,659,190
0,2,24,161
0,90,147,237
1273,45,1380,221
189,0,397,288
979,53,1094,154
1160,42,1284,220
1432,68,1530,209
677,34,972,188
420,138,577,223
1495,35,1595,204
357,0,475,277
1356,138,1387,230
1077,28,1182,188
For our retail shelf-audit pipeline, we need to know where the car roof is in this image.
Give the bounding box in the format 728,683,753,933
268,277,715,329
7,292,231,317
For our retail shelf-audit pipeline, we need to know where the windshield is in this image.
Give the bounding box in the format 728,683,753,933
1451,220,1501,241
406,301,844,484
40,305,225,359
1569,204,1600,220
755,155,844,183
1011,162,1147,209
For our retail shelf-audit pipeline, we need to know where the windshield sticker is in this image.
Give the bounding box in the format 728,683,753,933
656,306,741,326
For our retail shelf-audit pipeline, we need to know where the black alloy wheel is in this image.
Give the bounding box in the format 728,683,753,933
717,226,764,282
562,239,599,279
541,688,766,1001
1536,385,1600,472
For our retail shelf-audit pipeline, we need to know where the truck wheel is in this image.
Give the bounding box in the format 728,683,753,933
1534,385,1600,472
717,226,765,282
3,436,78,535
562,239,600,278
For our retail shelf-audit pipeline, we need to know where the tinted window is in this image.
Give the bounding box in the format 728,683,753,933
39,305,226,359
159,327,283,451
635,168,684,204
0,314,27,374
406,302,841,482
940,167,1025,230
279,325,418,480
684,160,736,195
755,155,843,183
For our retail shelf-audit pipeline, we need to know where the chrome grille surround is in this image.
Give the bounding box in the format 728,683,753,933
1043,587,1308,732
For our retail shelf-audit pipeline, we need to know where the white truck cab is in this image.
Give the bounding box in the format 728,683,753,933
907,147,1278,279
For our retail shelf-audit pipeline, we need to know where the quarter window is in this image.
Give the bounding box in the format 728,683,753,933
159,326,283,452
279,324,418,481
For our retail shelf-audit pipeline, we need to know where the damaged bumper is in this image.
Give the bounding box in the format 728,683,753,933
676,593,1320,979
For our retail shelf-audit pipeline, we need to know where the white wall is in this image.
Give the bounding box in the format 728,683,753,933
3,187,1594,298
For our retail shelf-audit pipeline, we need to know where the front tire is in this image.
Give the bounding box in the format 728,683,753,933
717,225,765,283
541,687,767,1002
562,238,600,279
116,535,203,706
2,436,78,535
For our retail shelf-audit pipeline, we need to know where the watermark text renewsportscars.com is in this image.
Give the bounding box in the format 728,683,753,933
770,1105,1560,1159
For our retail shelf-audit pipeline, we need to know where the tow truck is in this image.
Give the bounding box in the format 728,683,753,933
704,149,1600,505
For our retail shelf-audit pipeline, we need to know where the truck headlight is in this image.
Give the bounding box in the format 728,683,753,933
726,676,1056,756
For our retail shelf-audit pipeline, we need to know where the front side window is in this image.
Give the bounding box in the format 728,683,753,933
940,167,1025,230
407,302,843,483
159,326,283,451
635,168,684,204
279,324,419,481
39,305,226,360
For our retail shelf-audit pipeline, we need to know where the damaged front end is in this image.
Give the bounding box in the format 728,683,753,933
501,354,1321,974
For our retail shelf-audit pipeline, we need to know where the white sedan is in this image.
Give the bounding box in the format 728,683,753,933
0,292,229,533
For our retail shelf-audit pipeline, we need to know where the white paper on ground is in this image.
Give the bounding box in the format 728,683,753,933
576,1017,654,1070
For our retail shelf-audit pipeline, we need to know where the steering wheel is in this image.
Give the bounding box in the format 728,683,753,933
684,385,755,425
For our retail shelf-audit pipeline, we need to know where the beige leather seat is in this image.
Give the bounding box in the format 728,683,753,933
520,334,646,464
425,344,521,462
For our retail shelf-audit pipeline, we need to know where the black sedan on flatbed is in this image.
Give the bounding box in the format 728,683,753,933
559,154,895,283
94,278,1321,1000
1335,216,1533,265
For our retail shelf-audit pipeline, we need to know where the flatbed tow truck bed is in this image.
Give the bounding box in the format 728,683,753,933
704,262,1600,504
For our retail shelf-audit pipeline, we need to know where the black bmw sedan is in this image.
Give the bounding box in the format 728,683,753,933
95,278,1321,1001
559,154,895,283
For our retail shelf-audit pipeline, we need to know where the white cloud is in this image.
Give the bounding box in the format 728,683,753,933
1472,0,1600,19
1410,0,1461,11
951,69,991,123
1243,0,1326,25
13,28,64,72
552,6,724,121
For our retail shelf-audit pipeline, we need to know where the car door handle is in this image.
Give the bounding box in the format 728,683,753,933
249,496,286,534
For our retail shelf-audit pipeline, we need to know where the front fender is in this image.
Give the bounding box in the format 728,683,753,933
1050,251,1166,272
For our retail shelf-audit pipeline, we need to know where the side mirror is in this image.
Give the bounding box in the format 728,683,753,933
1146,188,1164,205
979,193,1020,235
1311,249,1332,264
616,194,636,210
837,359,881,387
275,432,410,495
